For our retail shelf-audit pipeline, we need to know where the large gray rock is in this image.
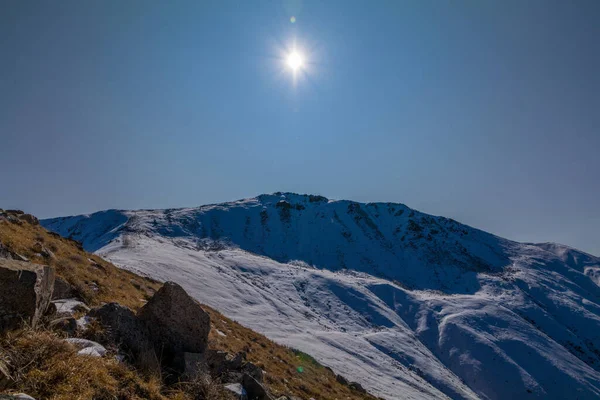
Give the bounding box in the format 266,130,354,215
138,282,210,361
0,259,55,331
88,303,153,359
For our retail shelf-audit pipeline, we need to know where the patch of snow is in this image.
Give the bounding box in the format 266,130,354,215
224,383,246,397
52,298,90,317
65,338,106,357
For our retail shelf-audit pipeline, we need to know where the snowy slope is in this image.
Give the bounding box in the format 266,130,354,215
42,193,600,400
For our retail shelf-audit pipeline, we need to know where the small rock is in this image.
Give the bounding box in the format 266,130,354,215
32,242,55,260
10,253,29,262
65,338,106,357
0,394,36,400
193,350,247,377
242,373,271,400
243,361,264,382
0,243,11,259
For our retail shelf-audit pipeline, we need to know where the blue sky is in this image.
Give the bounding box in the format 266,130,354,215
1,0,599,255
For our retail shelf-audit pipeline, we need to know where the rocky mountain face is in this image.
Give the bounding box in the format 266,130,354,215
42,193,600,400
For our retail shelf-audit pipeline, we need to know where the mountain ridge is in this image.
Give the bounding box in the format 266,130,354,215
41,193,600,399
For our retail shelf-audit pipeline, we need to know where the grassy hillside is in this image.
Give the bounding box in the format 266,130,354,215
0,212,377,400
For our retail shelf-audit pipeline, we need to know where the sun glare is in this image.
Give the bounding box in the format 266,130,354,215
286,51,304,71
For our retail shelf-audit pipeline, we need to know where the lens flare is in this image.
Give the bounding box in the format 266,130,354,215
286,51,303,71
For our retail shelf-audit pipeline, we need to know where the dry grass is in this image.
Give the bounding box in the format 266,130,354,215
0,217,377,400
0,218,160,309
206,308,376,400
0,329,168,400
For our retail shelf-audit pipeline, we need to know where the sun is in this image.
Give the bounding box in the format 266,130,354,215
286,51,304,71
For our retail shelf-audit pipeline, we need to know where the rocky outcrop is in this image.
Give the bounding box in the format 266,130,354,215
18,214,39,226
0,259,55,331
349,381,367,393
88,302,153,359
138,282,210,362
87,282,210,370
336,373,349,385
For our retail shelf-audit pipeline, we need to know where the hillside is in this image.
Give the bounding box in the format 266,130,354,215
0,209,377,400
42,193,600,399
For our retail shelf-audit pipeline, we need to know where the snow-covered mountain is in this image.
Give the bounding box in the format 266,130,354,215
42,193,600,399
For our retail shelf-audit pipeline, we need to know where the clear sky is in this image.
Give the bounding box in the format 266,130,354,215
1,0,599,256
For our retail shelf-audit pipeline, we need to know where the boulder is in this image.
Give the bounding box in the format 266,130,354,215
348,381,367,393
336,374,349,385
18,214,38,225
4,210,24,215
0,259,55,331
88,303,153,359
52,277,77,300
138,282,210,362
242,373,271,400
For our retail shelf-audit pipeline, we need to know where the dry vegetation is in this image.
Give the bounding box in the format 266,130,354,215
0,217,160,309
0,216,377,400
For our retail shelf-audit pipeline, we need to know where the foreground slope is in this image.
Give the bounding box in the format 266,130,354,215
43,193,600,399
